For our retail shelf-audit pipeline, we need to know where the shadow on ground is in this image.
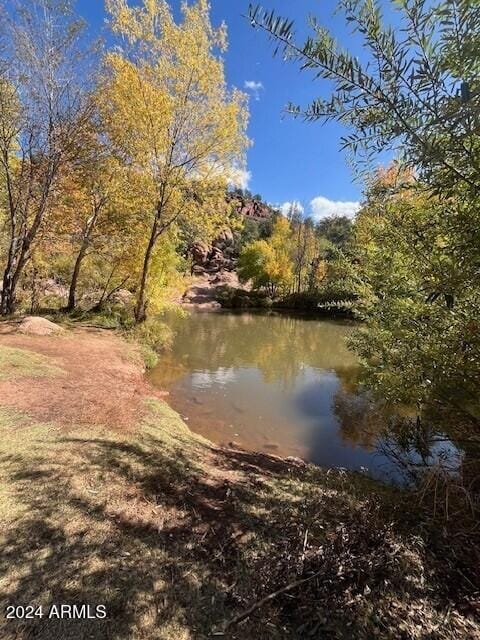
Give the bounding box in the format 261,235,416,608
0,405,478,640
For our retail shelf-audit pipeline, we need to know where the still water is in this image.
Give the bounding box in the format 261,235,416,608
149,311,455,483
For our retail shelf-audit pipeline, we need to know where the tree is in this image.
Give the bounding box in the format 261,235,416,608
352,166,480,412
238,216,293,296
238,240,276,295
317,216,353,251
249,0,479,195
290,207,308,294
60,150,138,312
250,0,480,414
0,0,92,315
101,0,248,322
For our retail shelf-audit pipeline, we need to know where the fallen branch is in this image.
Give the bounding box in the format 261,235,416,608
222,568,324,632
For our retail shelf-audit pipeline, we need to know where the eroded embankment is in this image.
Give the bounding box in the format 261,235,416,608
0,321,478,640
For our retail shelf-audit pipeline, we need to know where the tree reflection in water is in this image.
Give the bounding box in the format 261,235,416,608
149,310,461,484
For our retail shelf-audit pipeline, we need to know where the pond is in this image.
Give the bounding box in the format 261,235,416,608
149,310,458,483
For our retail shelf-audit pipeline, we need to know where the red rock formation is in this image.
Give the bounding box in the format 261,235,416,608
227,193,275,221
190,194,276,273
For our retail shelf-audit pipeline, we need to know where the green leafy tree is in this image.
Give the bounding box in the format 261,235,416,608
352,167,480,414
250,0,480,416
317,216,353,251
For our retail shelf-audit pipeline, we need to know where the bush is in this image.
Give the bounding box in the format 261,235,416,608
216,286,272,309
128,316,174,351
273,290,357,315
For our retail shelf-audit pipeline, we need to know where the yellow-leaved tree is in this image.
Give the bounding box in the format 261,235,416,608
238,217,294,297
101,0,249,322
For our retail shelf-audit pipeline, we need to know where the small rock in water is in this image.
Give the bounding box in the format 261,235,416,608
264,442,280,451
232,403,245,414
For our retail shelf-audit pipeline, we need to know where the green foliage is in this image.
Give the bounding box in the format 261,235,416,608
238,241,274,290
236,215,277,253
237,218,262,248
351,173,480,410
216,286,273,309
238,213,358,308
128,316,174,354
317,216,353,251
250,0,480,418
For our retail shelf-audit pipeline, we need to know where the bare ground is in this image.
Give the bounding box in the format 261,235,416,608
0,323,155,430
0,322,478,640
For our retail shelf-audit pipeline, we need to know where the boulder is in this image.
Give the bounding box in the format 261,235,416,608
112,289,133,306
210,246,224,258
17,316,64,336
223,259,237,271
214,228,234,248
192,265,207,275
191,240,210,266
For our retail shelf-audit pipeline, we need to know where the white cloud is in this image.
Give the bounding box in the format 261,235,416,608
280,201,304,217
310,196,360,221
244,80,263,91
244,80,264,100
228,166,252,190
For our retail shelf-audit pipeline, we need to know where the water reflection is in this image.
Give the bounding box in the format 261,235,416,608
149,311,459,483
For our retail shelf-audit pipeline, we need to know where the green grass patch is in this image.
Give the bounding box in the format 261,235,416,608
0,345,64,380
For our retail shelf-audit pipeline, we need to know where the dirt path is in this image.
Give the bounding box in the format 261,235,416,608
0,324,157,431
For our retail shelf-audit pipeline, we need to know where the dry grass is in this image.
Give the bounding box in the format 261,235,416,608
0,327,478,639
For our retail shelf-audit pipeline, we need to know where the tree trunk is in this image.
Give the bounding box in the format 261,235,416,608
66,203,102,312
66,240,89,312
0,163,56,316
1,242,29,316
134,222,158,324
1,224,20,316
1,268,16,316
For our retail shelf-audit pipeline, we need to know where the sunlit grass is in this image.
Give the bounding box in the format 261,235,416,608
0,345,64,380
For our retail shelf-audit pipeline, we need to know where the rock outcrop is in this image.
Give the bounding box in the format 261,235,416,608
190,195,275,275
191,226,237,274
228,193,274,221
182,271,249,309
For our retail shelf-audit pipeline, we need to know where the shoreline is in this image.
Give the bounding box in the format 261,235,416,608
0,319,477,639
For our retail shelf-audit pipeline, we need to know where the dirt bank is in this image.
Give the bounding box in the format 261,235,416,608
0,322,478,639
0,322,155,430
181,271,248,309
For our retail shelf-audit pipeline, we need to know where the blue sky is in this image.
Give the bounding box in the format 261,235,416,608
77,0,369,220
